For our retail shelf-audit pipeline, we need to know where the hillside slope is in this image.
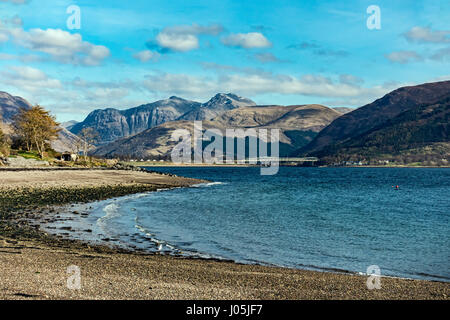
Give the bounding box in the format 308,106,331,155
298,80,450,156
0,91,32,123
313,94,450,165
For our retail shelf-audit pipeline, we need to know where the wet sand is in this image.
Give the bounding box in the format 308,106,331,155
0,168,449,300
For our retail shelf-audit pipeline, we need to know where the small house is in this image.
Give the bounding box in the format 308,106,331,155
61,152,77,162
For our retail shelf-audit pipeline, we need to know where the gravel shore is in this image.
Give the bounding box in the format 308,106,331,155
0,168,449,300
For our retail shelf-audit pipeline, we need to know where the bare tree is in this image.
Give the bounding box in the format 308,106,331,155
78,127,99,160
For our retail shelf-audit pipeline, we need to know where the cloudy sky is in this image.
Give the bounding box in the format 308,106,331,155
0,0,449,121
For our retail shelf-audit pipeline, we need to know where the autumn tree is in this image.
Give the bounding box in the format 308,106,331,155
0,126,11,157
13,105,60,158
0,114,11,157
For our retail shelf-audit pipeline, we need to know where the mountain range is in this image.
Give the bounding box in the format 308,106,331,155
91,104,342,159
70,93,256,145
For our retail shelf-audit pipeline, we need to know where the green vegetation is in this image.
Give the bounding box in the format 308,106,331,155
16,150,42,160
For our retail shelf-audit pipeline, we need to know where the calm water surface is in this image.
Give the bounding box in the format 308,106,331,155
50,167,450,281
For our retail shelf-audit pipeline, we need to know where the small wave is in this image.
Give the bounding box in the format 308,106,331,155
193,181,226,188
134,222,179,252
97,202,120,223
157,186,181,192
96,202,122,235
134,223,154,237
124,192,152,200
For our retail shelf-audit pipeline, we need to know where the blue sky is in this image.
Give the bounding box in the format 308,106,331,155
0,0,449,121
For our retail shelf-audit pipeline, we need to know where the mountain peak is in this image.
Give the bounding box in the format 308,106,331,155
174,93,256,121
206,93,256,107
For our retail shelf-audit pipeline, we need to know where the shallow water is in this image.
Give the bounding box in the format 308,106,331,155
44,167,450,281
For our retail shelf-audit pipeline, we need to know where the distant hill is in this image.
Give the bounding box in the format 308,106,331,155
70,93,256,145
50,127,85,153
92,104,342,159
314,94,450,164
0,91,84,153
0,91,32,123
294,80,450,165
296,81,450,153
60,120,79,131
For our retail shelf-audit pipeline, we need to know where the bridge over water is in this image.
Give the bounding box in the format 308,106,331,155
246,157,319,164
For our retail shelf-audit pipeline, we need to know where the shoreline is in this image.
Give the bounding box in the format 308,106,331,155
34,193,450,284
122,161,450,169
1,168,449,299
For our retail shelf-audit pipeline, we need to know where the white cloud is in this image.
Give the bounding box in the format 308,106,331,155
0,52,44,62
143,73,216,96
0,15,23,28
133,50,159,62
85,87,129,100
221,32,271,49
0,71,143,119
155,23,223,52
0,21,9,42
156,32,199,52
0,0,30,4
7,27,110,65
141,71,389,103
0,53,15,60
254,52,280,63
0,15,23,42
385,51,422,63
9,15,23,26
160,24,223,36
430,47,450,62
0,32,8,42
403,26,450,44
339,74,364,85
0,66,61,93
